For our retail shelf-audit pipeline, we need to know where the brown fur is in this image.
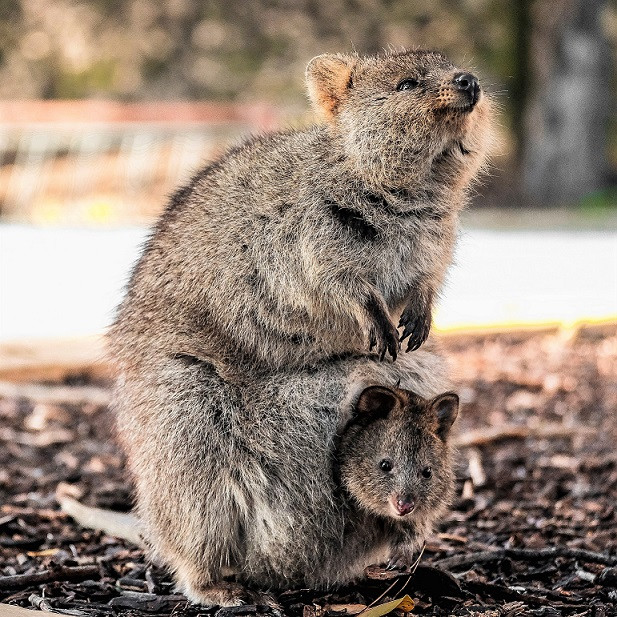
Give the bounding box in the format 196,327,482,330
113,347,454,605
110,49,494,377
337,386,458,569
109,48,490,606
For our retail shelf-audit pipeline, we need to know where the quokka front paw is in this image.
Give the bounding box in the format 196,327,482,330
368,319,400,362
386,546,416,571
398,303,432,352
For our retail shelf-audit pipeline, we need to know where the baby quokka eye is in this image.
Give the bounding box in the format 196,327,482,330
397,78,419,91
421,466,432,479
379,459,393,472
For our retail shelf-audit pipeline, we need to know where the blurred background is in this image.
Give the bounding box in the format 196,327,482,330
0,0,616,344
1,6,616,612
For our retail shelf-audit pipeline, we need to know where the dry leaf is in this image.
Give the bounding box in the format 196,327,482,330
359,595,415,617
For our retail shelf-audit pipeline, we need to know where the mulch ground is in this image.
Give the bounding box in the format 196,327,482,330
1,326,616,616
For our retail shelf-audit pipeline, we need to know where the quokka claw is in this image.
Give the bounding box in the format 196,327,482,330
399,307,431,353
371,323,399,362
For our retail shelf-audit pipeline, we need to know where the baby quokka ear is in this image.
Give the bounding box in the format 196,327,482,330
306,53,357,119
431,392,459,441
355,385,399,419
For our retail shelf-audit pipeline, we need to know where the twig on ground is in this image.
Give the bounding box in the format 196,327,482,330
30,594,88,615
0,505,68,520
0,565,100,591
463,580,588,609
108,592,188,613
454,423,594,448
433,547,617,571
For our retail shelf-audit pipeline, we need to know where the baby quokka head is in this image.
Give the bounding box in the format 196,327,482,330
339,385,459,523
306,49,494,189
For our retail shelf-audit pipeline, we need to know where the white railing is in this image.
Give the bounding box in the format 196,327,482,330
0,101,279,225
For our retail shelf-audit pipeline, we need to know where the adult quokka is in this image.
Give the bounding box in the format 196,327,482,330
111,49,493,377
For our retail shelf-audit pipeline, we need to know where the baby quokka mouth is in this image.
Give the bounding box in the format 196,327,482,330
390,493,416,517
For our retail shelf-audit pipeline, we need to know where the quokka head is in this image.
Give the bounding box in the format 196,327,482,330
338,385,459,525
306,49,495,190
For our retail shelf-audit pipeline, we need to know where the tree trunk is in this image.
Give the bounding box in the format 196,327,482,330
522,0,612,205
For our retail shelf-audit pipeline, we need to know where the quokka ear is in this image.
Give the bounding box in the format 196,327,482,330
431,392,459,441
306,53,357,119
355,386,399,418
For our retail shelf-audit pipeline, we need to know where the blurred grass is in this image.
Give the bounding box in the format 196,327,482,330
463,204,617,231
578,187,617,217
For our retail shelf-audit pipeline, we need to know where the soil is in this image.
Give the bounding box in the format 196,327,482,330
1,326,616,616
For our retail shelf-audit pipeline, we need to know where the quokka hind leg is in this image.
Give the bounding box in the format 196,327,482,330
179,575,280,610
180,579,251,607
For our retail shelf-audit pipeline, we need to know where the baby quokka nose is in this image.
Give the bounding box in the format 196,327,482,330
391,494,416,517
453,72,480,107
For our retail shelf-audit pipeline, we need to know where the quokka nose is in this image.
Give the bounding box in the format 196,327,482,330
453,72,480,106
393,495,416,516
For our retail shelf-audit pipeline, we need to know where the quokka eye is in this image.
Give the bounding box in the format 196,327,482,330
379,459,393,472
421,466,432,479
397,78,419,91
